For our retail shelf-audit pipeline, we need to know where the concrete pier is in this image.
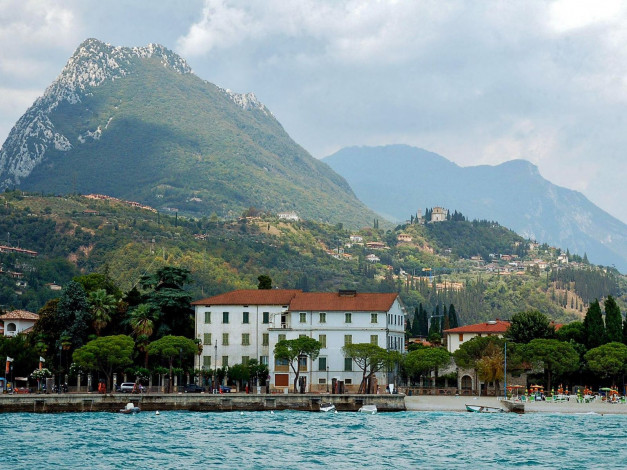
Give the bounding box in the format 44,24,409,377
0,393,406,413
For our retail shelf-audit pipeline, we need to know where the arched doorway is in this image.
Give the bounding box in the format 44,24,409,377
461,375,472,393
6,323,16,336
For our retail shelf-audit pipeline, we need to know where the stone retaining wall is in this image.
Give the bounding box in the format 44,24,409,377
0,393,406,413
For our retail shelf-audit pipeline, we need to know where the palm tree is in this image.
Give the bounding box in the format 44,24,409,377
130,304,157,367
89,289,117,336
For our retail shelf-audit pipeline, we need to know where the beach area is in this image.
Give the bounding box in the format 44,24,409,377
405,395,627,414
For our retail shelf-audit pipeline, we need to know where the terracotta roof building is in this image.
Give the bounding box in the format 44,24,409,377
443,320,510,353
0,310,39,337
193,289,405,393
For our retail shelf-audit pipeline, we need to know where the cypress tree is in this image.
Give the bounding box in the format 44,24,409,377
448,304,459,328
418,304,429,337
411,307,419,336
623,316,627,345
604,295,623,343
583,299,606,349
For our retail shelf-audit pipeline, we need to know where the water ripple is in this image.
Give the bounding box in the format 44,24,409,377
1,411,625,469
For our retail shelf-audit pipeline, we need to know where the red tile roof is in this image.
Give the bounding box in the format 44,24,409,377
289,292,398,312
0,310,39,321
191,289,301,306
444,320,510,334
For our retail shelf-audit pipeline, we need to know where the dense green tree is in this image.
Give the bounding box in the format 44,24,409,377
417,304,429,336
227,363,250,390
403,347,450,386
141,266,194,338
56,281,91,349
476,341,504,395
604,296,623,343
75,271,122,298
448,304,459,329
522,339,579,391
341,343,389,393
0,334,40,379
584,342,627,384
72,335,134,391
31,299,61,360
556,321,585,344
129,303,158,367
257,274,272,290
88,289,117,336
146,335,198,392
273,337,321,393
247,359,269,386
505,310,555,344
583,300,606,349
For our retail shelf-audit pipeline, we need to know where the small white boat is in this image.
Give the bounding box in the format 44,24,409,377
320,402,336,413
119,402,141,414
358,405,377,414
465,404,505,413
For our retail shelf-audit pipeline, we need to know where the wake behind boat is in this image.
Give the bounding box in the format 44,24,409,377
465,404,506,413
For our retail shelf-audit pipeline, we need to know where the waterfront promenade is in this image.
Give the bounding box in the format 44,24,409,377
0,392,406,413
405,395,627,414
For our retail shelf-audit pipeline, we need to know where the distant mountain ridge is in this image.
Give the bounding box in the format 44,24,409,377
324,145,627,272
0,38,376,228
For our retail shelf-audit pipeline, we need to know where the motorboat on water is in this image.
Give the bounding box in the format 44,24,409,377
119,402,141,414
465,404,506,413
358,405,377,414
320,402,336,413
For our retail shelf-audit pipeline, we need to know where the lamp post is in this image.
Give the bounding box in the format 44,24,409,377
213,340,217,393
178,347,183,390
326,366,329,393
58,343,62,393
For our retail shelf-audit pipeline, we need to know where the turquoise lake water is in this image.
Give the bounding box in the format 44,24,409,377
2,411,625,469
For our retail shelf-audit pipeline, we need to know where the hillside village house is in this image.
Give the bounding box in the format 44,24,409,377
443,320,517,394
431,206,448,222
193,289,405,392
0,310,39,337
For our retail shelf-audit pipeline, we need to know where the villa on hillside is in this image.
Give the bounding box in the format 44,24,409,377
192,289,405,393
0,310,39,337
277,212,300,221
431,207,448,222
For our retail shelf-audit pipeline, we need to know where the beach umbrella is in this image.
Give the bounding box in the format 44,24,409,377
599,387,612,391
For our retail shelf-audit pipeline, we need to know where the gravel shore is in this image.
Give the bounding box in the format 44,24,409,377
404,395,627,414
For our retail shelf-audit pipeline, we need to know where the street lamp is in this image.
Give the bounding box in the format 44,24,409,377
58,343,62,393
213,340,218,393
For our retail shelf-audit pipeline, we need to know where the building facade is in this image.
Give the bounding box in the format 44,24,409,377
192,289,405,392
268,291,405,392
0,310,38,337
443,320,510,353
192,290,301,371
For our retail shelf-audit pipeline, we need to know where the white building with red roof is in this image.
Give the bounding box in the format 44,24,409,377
192,289,405,392
443,320,511,354
0,310,39,337
192,289,301,376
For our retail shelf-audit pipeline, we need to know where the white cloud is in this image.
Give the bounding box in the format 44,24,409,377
549,0,623,32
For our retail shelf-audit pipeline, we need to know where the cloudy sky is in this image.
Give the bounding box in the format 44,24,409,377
2,0,627,223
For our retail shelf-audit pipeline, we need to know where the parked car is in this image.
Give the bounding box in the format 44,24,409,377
119,382,143,393
183,383,204,393
220,385,231,393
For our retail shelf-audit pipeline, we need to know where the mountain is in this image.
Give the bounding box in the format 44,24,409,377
0,38,376,228
3,191,621,323
323,145,627,272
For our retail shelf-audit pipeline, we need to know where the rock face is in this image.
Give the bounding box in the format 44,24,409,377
0,38,375,227
324,144,627,271
0,39,194,188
